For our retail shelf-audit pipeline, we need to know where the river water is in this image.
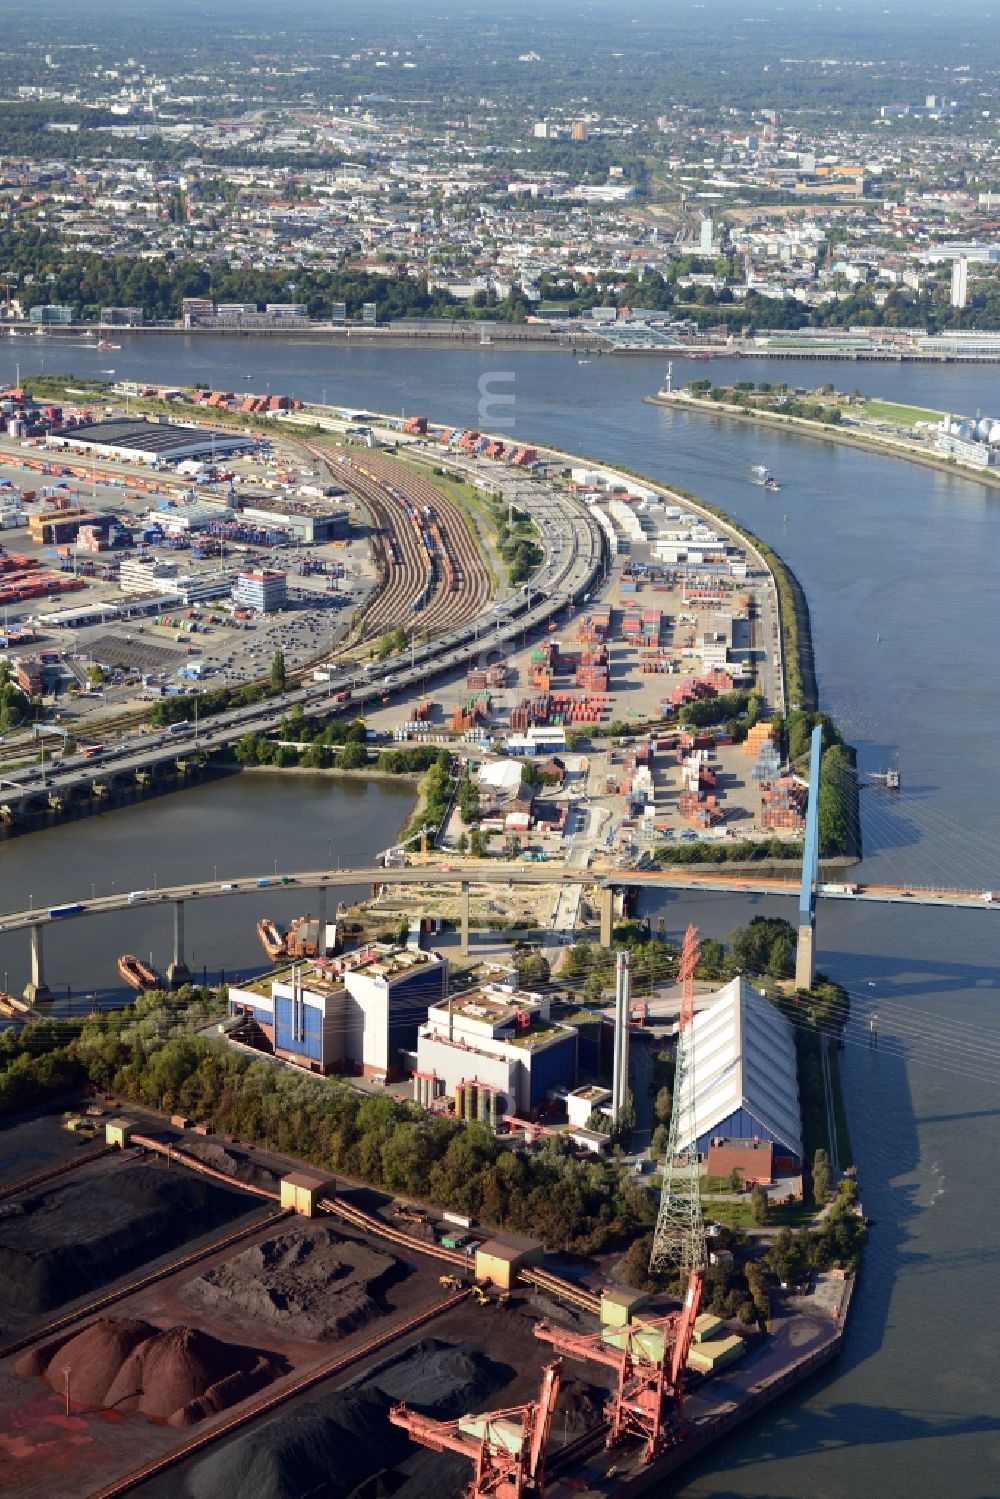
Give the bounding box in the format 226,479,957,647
2,337,998,1497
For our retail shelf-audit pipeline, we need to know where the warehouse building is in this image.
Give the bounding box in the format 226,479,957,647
240,499,349,543
48,417,255,466
415,984,578,1118
679,976,802,1172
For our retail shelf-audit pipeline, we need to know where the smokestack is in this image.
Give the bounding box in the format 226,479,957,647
612,950,631,1118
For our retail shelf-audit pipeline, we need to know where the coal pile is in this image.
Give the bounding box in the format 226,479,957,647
0,1163,255,1324
16,1317,287,1426
184,1141,279,1195
365,1337,513,1420
187,1339,515,1499
189,1223,405,1341
188,1388,410,1499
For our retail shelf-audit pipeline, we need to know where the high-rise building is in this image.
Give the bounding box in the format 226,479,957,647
233,568,287,613
571,120,587,141
699,217,714,254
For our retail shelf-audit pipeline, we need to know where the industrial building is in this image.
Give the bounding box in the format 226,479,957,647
414,983,578,1118
47,417,255,466
239,498,349,544
679,976,803,1171
233,568,288,613
227,944,448,1079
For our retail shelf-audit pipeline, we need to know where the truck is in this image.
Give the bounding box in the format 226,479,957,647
168,721,192,737
127,891,148,903
48,903,84,919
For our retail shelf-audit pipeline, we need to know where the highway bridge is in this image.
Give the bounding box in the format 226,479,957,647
6,860,994,1003
0,473,603,819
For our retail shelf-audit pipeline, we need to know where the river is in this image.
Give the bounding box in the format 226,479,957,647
0,771,415,1003
1,337,998,1497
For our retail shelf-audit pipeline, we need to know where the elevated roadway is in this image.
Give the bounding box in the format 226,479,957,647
5,861,994,1003
0,472,603,816
2,864,994,936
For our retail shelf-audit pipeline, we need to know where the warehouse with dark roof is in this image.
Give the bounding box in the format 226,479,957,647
49,417,255,466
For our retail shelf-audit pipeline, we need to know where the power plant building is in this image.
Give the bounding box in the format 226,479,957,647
227,944,448,1079
415,984,578,1117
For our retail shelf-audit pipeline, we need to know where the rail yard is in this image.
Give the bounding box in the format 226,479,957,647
310,446,494,642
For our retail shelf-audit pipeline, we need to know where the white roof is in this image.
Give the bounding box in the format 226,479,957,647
477,759,523,793
676,977,802,1159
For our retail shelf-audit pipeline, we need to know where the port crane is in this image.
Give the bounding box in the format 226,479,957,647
378,822,437,867
389,1359,562,1498
533,1270,704,1464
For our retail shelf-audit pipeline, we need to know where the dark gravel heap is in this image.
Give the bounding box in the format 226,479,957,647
0,1164,254,1322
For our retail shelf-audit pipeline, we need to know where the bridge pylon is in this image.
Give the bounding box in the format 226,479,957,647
794,723,823,991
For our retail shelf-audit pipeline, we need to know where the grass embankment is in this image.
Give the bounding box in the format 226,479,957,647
861,399,942,426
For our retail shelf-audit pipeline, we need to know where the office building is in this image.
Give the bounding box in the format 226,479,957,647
233,568,287,613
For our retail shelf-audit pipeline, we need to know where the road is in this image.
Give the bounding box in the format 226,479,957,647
0,472,604,813
2,861,996,935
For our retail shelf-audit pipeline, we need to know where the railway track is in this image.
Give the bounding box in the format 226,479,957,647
306,444,493,646
0,1200,292,1361
86,1287,473,1499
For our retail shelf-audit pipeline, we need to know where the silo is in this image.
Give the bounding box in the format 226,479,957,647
464,1083,476,1121
476,1086,489,1123
453,1084,464,1118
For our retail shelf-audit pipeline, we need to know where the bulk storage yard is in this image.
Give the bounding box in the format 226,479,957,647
0,1109,853,1499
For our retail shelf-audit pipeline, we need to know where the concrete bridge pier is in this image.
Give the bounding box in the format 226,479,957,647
166,899,192,989
599,886,615,949
459,881,470,957
23,924,52,1004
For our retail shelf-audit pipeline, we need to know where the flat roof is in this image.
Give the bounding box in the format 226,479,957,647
56,417,254,457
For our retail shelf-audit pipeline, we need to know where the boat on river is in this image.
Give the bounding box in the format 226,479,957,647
256,917,287,962
118,954,162,992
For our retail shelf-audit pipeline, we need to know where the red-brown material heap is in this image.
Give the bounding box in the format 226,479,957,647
16,1317,287,1426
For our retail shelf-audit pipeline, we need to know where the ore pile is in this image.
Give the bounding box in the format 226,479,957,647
16,1317,287,1426
365,1337,513,1419
190,1223,405,1340
0,1164,254,1323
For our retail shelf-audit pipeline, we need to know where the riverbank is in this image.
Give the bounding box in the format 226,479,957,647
647,389,1000,491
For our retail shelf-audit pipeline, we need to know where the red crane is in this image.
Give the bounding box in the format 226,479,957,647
388,1359,562,1498
533,1270,704,1464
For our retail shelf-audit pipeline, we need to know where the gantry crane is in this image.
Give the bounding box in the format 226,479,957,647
389,1359,562,1498
533,1270,704,1464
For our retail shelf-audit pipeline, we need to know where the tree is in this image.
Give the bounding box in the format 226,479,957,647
729,1167,744,1192
650,1123,670,1159
750,1184,769,1225
516,951,551,989
270,649,287,692
338,739,368,770
812,1147,832,1206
